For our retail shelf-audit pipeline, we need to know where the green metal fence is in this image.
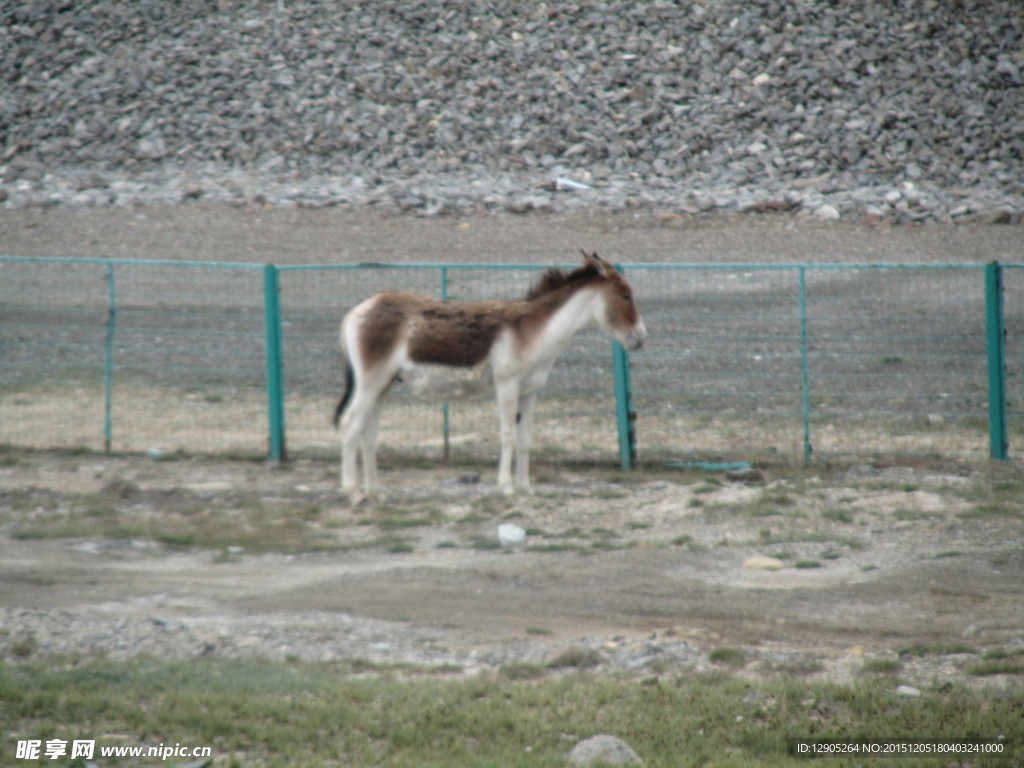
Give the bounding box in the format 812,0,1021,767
626,262,1020,464
1,256,1019,469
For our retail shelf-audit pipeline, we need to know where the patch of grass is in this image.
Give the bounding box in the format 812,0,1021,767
592,487,629,500
454,512,490,524
376,515,439,531
794,560,823,569
708,647,747,668
960,501,1020,520
899,643,977,658
757,529,833,546
967,658,1024,676
587,539,630,552
1,656,1022,767
529,542,585,554
859,658,902,675
759,657,826,677
958,479,1024,520
821,508,853,524
556,526,584,538
499,663,547,680
981,648,1024,660
9,638,38,658
692,481,721,495
547,646,603,669
6,494,348,554
892,508,935,521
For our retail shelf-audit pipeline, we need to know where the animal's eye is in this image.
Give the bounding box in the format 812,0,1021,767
622,294,632,303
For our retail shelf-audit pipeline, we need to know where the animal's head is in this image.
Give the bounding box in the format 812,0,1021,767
583,251,647,351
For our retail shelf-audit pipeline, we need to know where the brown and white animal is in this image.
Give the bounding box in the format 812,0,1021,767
332,251,646,497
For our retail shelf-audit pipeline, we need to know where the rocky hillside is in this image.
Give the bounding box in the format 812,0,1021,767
2,0,1022,221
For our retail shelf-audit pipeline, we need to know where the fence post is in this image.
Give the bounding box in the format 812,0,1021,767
263,264,287,462
985,261,1008,460
612,267,637,470
103,262,117,453
612,341,636,469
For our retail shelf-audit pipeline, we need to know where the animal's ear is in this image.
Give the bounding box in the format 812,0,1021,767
581,250,613,276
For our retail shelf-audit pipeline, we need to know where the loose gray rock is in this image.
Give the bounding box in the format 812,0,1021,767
1,0,1021,221
568,735,644,767
443,472,481,486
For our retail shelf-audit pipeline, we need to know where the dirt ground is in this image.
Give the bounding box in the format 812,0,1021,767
2,202,1023,266
2,446,1023,686
2,206,1023,685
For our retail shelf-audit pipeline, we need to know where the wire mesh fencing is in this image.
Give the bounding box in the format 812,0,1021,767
626,264,1015,464
1,256,1020,468
0,258,268,456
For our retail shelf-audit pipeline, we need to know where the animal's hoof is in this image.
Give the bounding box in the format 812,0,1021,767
339,487,368,506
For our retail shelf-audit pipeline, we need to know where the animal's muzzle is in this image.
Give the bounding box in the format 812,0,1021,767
623,322,647,351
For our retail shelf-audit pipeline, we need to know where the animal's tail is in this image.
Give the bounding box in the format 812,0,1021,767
332,361,354,429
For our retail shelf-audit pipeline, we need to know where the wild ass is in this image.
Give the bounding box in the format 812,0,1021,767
333,251,647,497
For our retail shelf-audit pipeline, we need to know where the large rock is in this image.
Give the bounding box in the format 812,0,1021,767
568,735,644,767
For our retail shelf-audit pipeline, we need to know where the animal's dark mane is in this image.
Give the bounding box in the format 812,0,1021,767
524,264,600,301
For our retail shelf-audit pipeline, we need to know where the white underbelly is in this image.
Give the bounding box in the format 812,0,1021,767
400,362,493,400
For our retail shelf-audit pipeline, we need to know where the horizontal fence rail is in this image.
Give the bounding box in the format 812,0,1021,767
1,257,1020,469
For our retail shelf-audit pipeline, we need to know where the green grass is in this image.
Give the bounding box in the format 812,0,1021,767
860,658,903,675
4,494,347,554
794,559,823,569
967,649,1024,677
3,656,1020,768
822,508,854,524
708,647,747,668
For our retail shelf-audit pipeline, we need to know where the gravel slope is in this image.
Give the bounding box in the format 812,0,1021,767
2,0,1022,221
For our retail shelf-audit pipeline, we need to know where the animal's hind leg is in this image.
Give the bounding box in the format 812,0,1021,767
339,370,395,498
495,381,520,495
360,398,385,497
339,388,379,496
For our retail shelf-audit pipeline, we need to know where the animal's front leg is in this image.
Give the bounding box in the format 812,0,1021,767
514,392,538,492
360,399,384,499
495,382,520,495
